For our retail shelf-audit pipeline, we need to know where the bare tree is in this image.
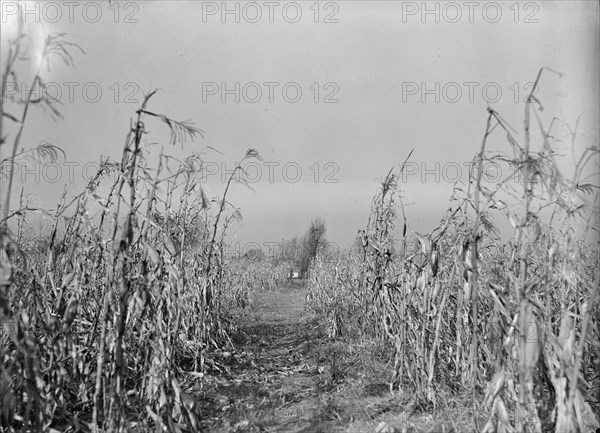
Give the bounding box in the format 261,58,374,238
298,218,327,277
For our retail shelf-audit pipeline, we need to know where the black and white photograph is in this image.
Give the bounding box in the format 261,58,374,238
0,1,599,432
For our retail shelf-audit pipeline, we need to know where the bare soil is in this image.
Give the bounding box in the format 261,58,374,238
196,282,468,433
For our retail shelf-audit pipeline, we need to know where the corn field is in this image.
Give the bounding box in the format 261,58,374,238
1,21,599,433
306,69,600,432
0,29,269,431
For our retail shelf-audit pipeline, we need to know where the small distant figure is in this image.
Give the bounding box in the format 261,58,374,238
288,268,301,280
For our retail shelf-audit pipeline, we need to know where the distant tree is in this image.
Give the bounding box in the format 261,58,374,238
290,236,302,263
243,247,264,261
277,236,300,264
298,218,327,276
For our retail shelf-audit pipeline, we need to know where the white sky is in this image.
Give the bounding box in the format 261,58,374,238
1,1,598,250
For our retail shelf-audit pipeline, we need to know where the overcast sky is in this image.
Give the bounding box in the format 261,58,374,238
1,1,598,250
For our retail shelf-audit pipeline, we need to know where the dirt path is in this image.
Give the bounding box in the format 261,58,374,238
196,283,457,433
198,283,339,432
